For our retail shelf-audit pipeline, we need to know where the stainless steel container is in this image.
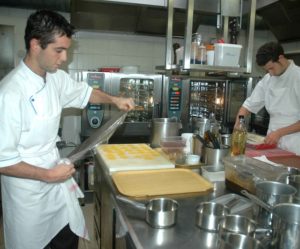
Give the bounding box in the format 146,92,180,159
219,214,257,237
117,196,179,228
218,233,265,249
150,118,182,148
253,181,297,229
220,134,231,147
202,145,230,166
196,202,229,231
271,203,300,249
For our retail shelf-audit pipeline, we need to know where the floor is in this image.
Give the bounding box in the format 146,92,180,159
0,203,98,249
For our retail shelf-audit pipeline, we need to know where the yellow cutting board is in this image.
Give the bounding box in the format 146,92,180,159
97,144,175,173
112,168,213,198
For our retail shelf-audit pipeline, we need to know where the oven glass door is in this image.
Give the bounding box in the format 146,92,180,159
119,77,154,122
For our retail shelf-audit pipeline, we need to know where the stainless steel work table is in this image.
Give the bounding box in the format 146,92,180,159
95,152,234,249
115,182,228,249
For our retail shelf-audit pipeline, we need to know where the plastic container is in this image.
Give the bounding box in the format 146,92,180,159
186,154,200,165
214,43,242,67
223,155,290,193
206,44,214,65
160,136,186,161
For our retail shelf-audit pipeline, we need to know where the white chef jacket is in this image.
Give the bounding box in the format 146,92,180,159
0,60,93,249
243,60,300,155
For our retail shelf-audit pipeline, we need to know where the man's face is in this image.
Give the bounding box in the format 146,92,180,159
37,34,71,73
263,59,285,76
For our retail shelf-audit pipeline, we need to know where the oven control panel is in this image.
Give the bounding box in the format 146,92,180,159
86,73,105,128
168,77,182,119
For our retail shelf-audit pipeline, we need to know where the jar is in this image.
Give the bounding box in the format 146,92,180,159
197,44,207,65
191,33,202,64
206,44,214,65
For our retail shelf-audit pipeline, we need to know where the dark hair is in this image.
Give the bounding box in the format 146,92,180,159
256,42,285,66
24,10,75,51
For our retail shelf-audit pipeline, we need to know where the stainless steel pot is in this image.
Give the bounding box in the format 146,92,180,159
288,174,300,198
218,233,265,249
202,145,230,166
220,134,231,147
271,203,300,249
242,181,297,229
219,214,257,237
149,118,182,148
117,196,178,228
196,202,229,231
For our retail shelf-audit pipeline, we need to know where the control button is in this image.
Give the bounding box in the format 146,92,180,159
90,117,100,128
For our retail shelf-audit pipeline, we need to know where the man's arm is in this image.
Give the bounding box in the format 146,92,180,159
0,161,75,183
266,121,300,144
89,89,135,111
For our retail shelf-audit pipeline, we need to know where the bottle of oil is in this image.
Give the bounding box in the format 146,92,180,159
230,115,247,156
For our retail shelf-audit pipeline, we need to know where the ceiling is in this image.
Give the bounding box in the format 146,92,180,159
1,0,300,42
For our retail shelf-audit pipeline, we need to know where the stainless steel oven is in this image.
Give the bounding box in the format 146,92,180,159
177,77,252,134
79,71,164,138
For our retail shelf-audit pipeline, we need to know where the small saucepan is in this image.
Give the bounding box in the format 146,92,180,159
196,202,230,231
219,214,257,237
218,233,265,249
117,195,178,229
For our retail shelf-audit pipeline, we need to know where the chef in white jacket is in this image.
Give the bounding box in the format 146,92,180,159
0,10,134,249
235,41,300,155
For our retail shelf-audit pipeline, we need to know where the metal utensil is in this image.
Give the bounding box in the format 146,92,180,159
67,111,127,163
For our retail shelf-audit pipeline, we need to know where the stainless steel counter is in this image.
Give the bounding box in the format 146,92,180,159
95,152,239,249
115,182,228,249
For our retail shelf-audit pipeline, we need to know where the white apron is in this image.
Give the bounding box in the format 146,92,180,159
244,61,300,155
264,73,300,155
1,79,89,249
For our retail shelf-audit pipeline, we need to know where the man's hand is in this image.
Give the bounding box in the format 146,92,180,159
113,96,135,111
264,130,281,145
46,162,76,183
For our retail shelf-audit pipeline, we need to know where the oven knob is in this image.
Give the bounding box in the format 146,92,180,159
90,117,100,128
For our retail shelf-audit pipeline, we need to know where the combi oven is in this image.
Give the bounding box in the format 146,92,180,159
178,77,253,134
78,71,165,138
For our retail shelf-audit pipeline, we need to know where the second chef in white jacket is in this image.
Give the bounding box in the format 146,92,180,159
235,41,300,155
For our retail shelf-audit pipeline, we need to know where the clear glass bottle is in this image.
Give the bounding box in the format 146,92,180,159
191,33,202,64
230,115,247,156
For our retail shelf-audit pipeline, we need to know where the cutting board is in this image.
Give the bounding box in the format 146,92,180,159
245,146,296,158
97,144,174,173
112,168,213,198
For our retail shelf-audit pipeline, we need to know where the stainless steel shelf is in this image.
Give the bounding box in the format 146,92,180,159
156,64,249,73
161,0,257,75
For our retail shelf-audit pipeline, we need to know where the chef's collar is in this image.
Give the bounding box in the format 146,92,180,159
21,59,47,85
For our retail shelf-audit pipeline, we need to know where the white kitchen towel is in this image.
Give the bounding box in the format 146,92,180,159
61,177,90,240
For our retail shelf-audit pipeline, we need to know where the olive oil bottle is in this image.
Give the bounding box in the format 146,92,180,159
231,115,247,156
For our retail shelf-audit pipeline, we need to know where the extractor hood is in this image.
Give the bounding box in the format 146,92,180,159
256,0,300,42
70,0,219,36
0,0,277,39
